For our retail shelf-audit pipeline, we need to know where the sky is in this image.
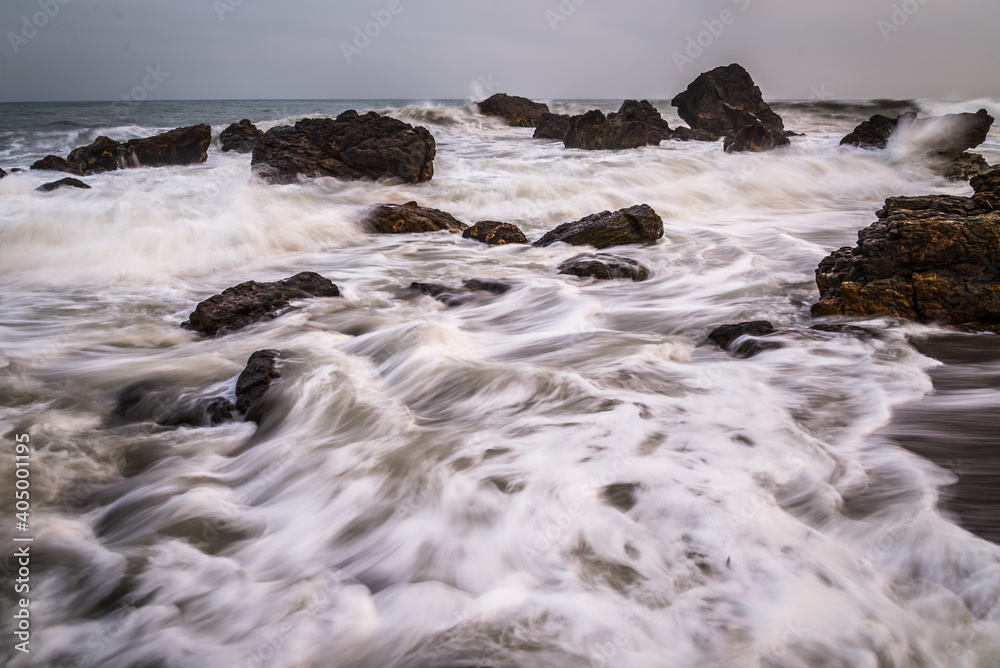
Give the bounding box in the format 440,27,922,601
0,0,998,103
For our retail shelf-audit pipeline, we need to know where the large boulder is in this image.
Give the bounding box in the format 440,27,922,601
671,64,786,138
67,136,123,175
533,113,573,140
609,100,672,142
252,111,435,185
220,119,264,153
120,124,212,167
30,155,73,172
462,221,527,245
840,112,916,150
811,169,1000,331
724,123,789,153
557,254,650,282
363,202,467,234
477,94,550,128
235,350,281,421
36,177,91,192
184,272,340,336
564,110,654,150
534,204,664,249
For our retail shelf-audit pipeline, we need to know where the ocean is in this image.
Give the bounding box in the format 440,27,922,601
1,97,999,667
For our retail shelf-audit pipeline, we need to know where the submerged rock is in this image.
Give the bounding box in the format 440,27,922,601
557,254,650,282
30,155,73,172
477,93,550,127
67,136,123,175
235,350,281,422
120,125,212,167
252,111,435,185
220,119,264,153
409,279,513,307
671,64,786,138
840,112,915,150
668,126,721,142
112,380,234,428
534,204,664,249
36,177,91,192
184,271,340,336
462,221,527,245
707,321,777,358
812,168,1000,331
533,113,573,140
364,202,468,234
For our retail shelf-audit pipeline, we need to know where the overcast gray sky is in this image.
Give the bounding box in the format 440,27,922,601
1,0,997,103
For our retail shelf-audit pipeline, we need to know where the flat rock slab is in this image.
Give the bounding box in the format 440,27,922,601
364,202,467,234
534,204,664,249
184,271,340,336
252,111,435,185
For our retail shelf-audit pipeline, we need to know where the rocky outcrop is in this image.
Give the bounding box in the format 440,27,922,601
811,168,1000,331
220,119,263,153
477,94,550,127
184,272,341,336
707,321,777,358
669,127,721,142
462,221,527,245
36,177,91,192
938,152,990,181
840,113,915,150
610,100,672,142
252,111,435,185
120,124,212,167
235,350,281,422
363,202,467,234
564,110,653,150
671,64,786,138
534,204,664,249
842,109,994,157
533,113,573,140
30,155,72,172
68,136,123,175
408,279,513,307
557,254,650,282
724,123,789,153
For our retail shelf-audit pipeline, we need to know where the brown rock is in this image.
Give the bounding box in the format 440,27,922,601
235,350,281,421
30,155,73,172
723,123,789,153
67,136,123,175
534,204,664,249
364,202,467,234
477,94,550,127
557,254,650,282
533,113,573,140
462,221,527,245
36,177,91,192
671,64,786,138
564,110,653,150
220,119,264,153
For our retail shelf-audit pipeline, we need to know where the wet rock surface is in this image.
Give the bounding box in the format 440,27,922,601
671,64,786,138
235,350,282,421
36,177,91,192
220,119,264,153
364,202,468,234
477,93,550,127
462,221,527,245
557,254,650,282
534,204,664,249
30,155,73,172
707,321,778,358
533,113,573,140
121,124,212,167
409,279,513,307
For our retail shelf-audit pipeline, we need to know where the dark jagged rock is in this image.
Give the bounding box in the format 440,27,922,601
533,113,573,140
905,109,994,154
668,126,721,142
557,254,650,282
364,202,467,234
937,152,990,181
707,321,777,358
671,64,786,138
252,111,435,185
409,279,513,307
36,177,91,192
67,136,123,175
220,119,264,153
812,169,1000,331
723,123,789,153
609,100,672,142
30,155,73,172
462,221,527,245
235,350,281,421
477,94,550,128
534,204,664,249
120,124,211,167
840,112,915,150
564,109,656,150
184,271,340,336
0,168,6,179
112,380,234,428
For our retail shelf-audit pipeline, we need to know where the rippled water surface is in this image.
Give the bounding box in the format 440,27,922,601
1,98,999,667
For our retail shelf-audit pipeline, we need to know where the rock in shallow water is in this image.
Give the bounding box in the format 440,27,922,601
557,254,650,282
707,321,777,358
235,350,281,421
0,168,6,179
408,279,513,307
534,204,664,249
462,221,527,245
564,109,653,151
252,111,435,185
220,119,263,153
184,272,340,336
671,63,786,139
840,112,915,150
477,93,549,127
364,202,468,234
724,123,789,153
533,113,572,140
68,136,123,175
30,155,73,172
812,168,1000,331
121,125,211,167
36,177,91,192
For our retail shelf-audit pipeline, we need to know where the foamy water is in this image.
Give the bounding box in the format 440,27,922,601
1,99,999,667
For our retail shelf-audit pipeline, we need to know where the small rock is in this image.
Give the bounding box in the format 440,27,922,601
462,221,527,245
534,204,664,249
30,155,73,172
220,119,264,153
938,152,990,181
533,113,572,140
0,168,6,179
602,483,639,512
36,177,91,192
235,350,281,421
477,93,550,127
557,254,650,282
724,123,789,153
364,201,468,234
707,321,777,358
